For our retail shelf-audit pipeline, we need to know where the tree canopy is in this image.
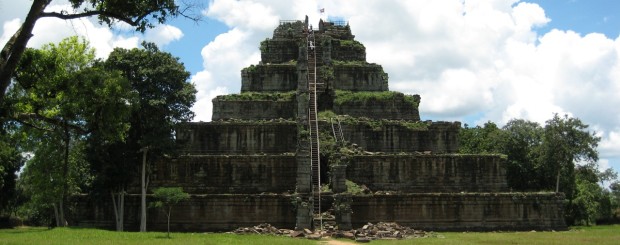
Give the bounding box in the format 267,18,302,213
9,36,133,226
0,0,200,106
459,114,618,225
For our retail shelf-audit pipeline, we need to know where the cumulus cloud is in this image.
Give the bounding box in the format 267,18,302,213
144,24,184,47
0,18,20,47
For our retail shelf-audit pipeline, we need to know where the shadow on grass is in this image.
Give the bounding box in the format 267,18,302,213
1,227,53,234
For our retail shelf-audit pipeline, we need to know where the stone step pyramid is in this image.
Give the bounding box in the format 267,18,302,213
77,17,567,232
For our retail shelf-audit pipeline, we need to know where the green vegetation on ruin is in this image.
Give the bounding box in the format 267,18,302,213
318,65,334,81
345,180,366,195
259,39,269,53
242,62,296,73
332,60,368,66
214,91,296,102
337,39,365,50
332,60,386,68
333,90,419,109
318,110,429,131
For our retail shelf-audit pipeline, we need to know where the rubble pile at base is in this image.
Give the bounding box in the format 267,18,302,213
229,222,437,241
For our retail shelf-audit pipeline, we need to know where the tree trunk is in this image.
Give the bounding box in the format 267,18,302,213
120,188,124,231
58,198,66,227
139,147,149,232
0,0,49,104
167,206,171,238
111,188,126,231
111,191,119,230
111,188,125,232
58,123,71,226
52,203,60,227
555,168,560,193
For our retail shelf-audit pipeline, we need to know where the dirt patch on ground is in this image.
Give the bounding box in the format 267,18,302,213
319,239,357,245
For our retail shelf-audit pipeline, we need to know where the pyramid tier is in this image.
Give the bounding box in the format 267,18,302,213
350,193,566,231
345,154,508,193
212,91,419,121
152,154,297,194
176,121,298,154
241,63,388,92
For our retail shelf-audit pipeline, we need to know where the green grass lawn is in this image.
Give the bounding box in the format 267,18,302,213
0,225,619,245
0,227,315,245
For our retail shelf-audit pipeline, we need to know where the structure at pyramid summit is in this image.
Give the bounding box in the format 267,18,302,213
76,17,567,232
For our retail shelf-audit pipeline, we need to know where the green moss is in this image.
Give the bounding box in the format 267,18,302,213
318,66,334,81
334,90,419,109
345,180,366,195
319,110,429,131
214,91,296,102
259,39,269,53
318,110,338,119
332,60,368,66
242,64,259,73
338,39,365,50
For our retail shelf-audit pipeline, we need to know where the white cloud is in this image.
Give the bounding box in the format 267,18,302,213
144,24,184,47
190,70,228,122
600,130,620,158
0,18,20,47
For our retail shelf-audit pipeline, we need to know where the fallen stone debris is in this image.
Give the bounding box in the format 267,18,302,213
229,222,438,242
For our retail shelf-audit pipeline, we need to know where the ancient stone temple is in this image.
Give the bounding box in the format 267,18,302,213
77,18,567,231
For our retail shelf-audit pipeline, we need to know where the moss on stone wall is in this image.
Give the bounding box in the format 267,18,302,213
318,110,428,130
334,90,420,109
332,60,368,66
214,91,296,101
338,40,364,50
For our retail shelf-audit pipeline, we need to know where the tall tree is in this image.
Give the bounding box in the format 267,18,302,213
541,114,599,195
104,42,195,232
502,119,544,191
9,36,132,226
0,0,200,106
18,131,91,227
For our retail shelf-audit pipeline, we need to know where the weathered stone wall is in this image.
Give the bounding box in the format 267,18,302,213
261,39,299,64
241,64,298,92
176,122,297,154
212,100,296,120
346,154,508,193
333,93,419,120
319,21,355,40
340,121,460,153
75,192,565,232
332,65,388,91
152,155,297,194
273,21,305,39
75,194,297,232
350,193,567,231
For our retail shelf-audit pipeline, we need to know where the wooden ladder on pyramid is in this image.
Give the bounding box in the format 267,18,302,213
331,117,344,143
307,28,322,230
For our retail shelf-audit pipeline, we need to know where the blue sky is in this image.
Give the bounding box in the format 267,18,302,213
1,0,619,181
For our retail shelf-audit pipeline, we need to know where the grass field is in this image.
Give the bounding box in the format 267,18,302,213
0,225,618,245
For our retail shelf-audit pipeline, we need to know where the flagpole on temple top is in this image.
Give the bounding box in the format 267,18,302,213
319,7,325,22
